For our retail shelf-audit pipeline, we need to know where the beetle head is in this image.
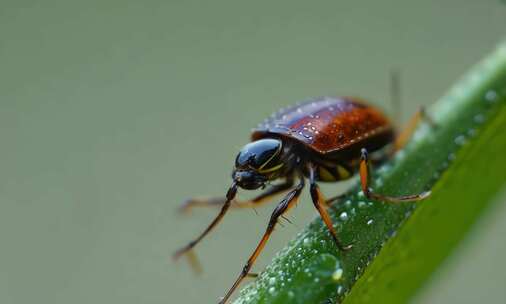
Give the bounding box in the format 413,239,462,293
233,138,284,190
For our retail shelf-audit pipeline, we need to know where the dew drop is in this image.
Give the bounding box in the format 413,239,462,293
474,114,485,124
337,285,344,295
485,90,498,103
358,201,367,208
375,178,384,187
395,150,406,160
441,161,449,169
288,290,295,298
339,212,349,221
332,268,343,281
268,286,276,295
448,153,456,161
454,135,466,146
268,277,276,285
303,237,311,247
367,219,374,225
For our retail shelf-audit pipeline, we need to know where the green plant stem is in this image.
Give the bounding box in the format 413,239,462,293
233,41,506,304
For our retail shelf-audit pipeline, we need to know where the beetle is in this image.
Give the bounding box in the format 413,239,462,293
173,96,431,303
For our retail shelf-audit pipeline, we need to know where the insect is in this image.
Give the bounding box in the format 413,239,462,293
173,96,431,303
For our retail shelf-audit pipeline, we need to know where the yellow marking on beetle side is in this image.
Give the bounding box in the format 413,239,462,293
319,166,337,181
337,165,351,179
258,162,283,174
258,142,282,171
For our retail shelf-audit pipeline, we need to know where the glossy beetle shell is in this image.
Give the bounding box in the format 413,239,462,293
252,96,394,155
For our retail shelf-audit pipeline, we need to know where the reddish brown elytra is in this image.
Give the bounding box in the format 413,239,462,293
174,96,431,303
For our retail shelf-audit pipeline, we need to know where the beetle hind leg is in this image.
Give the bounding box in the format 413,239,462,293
394,106,437,152
360,148,430,203
219,178,305,304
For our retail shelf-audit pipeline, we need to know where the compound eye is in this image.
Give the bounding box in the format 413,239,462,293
235,139,282,169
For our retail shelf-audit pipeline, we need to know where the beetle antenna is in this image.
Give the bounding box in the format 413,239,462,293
390,68,402,128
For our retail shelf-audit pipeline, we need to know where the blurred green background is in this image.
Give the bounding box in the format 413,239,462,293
1,1,505,303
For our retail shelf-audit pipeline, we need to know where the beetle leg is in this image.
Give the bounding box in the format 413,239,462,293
173,183,238,264
308,165,352,251
219,178,305,304
394,106,436,151
360,148,431,202
324,193,346,206
179,179,294,213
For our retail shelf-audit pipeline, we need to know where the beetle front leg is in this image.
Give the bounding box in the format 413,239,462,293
218,178,304,304
360,148,430,203
173,183,238,273
179,179,294,213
